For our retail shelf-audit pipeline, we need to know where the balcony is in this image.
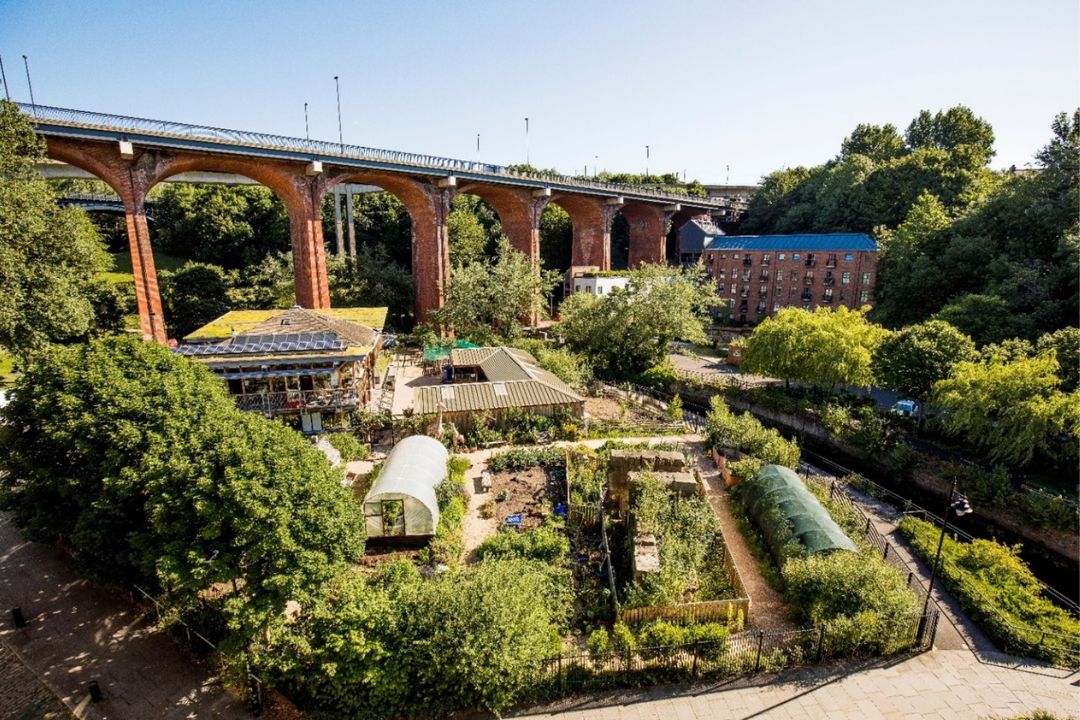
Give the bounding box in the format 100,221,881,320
233,388,361,414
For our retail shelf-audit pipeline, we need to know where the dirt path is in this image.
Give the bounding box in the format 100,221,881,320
694,451,794,630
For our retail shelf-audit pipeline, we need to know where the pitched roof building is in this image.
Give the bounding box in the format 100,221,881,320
412,346,583,423
177,306,387,432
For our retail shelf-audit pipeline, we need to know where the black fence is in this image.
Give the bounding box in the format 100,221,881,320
534,611,937,697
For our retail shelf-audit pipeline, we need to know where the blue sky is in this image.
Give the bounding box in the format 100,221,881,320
1,0,1076,184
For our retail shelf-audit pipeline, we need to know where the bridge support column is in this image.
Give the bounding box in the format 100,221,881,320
123,199,167,344
624,202,671,267
560,196,617,273
412,187,451,326
290,202,330,309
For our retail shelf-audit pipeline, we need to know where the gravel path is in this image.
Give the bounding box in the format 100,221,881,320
694,451,794,630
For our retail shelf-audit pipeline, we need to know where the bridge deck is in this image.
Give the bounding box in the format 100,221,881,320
20,102,721,209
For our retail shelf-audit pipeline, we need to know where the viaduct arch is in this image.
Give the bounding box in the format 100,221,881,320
30,103,722,343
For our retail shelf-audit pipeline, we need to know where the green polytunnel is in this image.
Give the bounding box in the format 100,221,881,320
741,464,857,564
363,435,448,538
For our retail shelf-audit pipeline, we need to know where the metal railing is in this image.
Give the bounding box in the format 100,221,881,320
533,611,937,697
233,388,361,413
19,102,722,206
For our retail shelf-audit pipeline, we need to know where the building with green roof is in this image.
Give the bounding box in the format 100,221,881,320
176,306,387,433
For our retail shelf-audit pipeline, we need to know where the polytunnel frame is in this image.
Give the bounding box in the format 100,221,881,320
363,435,449,537
742,464,858,563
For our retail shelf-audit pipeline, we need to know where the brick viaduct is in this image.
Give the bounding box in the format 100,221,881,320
28,104,721,343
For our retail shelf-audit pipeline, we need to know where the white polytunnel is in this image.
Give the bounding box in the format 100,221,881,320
363,435,448,538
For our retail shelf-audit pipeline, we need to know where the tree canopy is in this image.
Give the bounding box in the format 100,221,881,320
932,350,1079,467
0,100,111,355
0,336,365,646
741,107,1078,339
558,264,719,379
872,320,977,417
741,306,885,389
429,239,559,342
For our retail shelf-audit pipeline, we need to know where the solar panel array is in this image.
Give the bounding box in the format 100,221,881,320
176,332,347,356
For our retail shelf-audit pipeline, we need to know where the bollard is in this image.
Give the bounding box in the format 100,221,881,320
88,680,103,703
11,607,26,628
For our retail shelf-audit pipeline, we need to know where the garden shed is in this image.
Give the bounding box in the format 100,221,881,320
742,464,857,564
363,435,448,539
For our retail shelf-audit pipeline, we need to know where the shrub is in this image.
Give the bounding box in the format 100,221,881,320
898,516,1080,666
587,628,611,661
638,360,679,389
782,550,919,655
327,431,369,462
705,396,799,469
259,559,571,718
488,446,565,472
419,456,469,565
473,524,569,564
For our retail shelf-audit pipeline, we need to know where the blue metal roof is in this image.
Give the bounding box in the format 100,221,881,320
704,233,877,252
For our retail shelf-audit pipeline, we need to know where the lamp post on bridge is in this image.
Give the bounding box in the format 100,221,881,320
594,155,599,179
304,102,309,140
524,117,529,165
22,55,36,116
645,145,650,181
917,475,972,643
334,75,343,153
0,56,10,101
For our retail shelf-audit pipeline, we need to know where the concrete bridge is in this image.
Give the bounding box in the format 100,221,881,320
56,192,155,220
21,103,726,343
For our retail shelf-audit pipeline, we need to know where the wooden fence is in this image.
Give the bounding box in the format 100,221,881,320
617,543,752,625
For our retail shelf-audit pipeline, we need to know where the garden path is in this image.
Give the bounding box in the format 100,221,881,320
694,452,794,631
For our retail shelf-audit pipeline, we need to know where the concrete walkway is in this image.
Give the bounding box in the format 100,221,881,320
0,513,249,720
514,649,1080,719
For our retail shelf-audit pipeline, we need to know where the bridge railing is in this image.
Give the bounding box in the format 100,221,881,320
19,102,723,206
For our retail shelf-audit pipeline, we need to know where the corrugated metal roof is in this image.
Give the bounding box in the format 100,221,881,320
413,379,582,415
449,347,500,366
703,233,877,252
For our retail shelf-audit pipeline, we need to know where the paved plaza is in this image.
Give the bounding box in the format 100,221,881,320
0,513,248,720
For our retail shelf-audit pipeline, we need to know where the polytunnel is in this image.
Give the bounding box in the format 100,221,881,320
363,435,448,538
742,464,857,565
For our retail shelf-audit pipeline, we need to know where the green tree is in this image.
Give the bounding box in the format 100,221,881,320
154,183,290,268
904,106,995,167
1036,327,1080,391
328,246,414,329
742,306,884,389
159,261,231,338
448,194,502,266
229,251,295,309
0,100,110,355
666,393,684,422
558,264,720,379
872,320,977,429
0,336,365,650
840,123,906,162
430,239,559,342
932,294,1035,346
256,559,569,718
932,352,1080,466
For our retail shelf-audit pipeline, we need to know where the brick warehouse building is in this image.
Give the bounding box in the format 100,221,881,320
689,225,878,323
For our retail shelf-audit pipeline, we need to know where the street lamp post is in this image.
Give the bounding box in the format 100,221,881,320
524,117,530,165
645,145,650,180
304,102,309,140
334,75,343,153
22,55,35,115
917,475,972,643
